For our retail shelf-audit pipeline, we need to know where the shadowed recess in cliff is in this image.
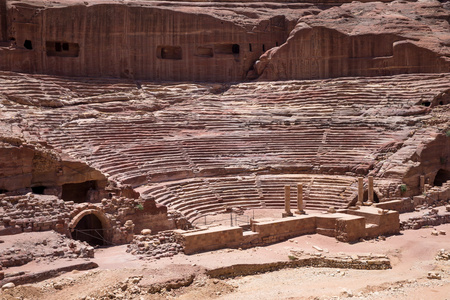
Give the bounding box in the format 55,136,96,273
61,180,97,203
434,169,450,187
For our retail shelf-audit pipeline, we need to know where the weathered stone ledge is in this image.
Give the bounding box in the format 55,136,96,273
0,261,98,287
206,253,391,279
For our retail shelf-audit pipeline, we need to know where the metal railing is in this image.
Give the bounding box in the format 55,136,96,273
72,228,115,246
192,212,250,228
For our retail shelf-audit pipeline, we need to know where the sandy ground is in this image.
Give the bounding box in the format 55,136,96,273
1,221,449,299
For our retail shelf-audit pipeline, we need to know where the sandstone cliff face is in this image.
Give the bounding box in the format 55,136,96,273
0,138,106,194
256,0,450,80
0,0,301,81
0,0,6,42
0,0,449,81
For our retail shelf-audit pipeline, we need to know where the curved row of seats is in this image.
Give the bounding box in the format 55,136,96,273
1,72,449,220
140,174,357,220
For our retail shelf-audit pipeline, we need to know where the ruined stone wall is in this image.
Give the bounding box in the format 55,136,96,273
256,26,450,80
1,3,288,82
0,193,173,244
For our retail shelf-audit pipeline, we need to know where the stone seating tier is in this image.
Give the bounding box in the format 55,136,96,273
1,72,449,220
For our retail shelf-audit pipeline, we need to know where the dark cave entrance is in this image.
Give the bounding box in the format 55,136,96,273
363,190,380,203
61,181,96,203
24,39,32,50
434,169,450,186
351,190,380,206
31,186,46,194
73,214,104,246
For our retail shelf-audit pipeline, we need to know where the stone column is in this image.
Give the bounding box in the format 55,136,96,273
357,177,364,207
283,185,293,217
368,176,374,205
420,175,425,193
295,183,305,214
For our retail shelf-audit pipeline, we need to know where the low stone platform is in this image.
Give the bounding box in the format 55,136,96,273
176,206,400,254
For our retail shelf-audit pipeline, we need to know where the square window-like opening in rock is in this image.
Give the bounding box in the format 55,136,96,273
46,41,80,57
157,46,182,60
196,46,213,57
24,40,32,50
215,43,240,55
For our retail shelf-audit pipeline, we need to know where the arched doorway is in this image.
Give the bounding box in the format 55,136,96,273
73,214,105,246
434,169,450,186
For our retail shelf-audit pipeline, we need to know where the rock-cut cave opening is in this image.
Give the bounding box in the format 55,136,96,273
61,180,97,203
31,186,46,194
434,169,450,186
73,214,105,246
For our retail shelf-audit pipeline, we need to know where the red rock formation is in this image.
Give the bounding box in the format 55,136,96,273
0,0,449,81
0,1,449,240
256,1,450,80
0,0,303,81
0,0,6,42
0,138,106,195
1,71,448,221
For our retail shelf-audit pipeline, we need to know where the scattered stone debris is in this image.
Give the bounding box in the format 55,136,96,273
83,275,144,299
126,230,183,260
400,208,450,230
312,245,323,252
1,282,15,290
435,249,450,261
0,232,94,269
427,272,442,280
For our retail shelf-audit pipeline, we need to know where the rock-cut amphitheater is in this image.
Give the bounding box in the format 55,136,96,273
0,0,449,297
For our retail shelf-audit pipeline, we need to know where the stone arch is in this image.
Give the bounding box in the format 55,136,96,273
69,209,111,245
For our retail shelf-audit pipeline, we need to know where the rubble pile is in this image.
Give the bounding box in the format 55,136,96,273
0,232,94,270
400,207,450,230
435,249,450,261
127,231,183,260
84,275,144,299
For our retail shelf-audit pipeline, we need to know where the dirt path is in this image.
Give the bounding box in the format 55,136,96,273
1,224,449,300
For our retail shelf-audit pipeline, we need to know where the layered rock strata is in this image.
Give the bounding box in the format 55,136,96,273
0,0,448,81
1,71,448,222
